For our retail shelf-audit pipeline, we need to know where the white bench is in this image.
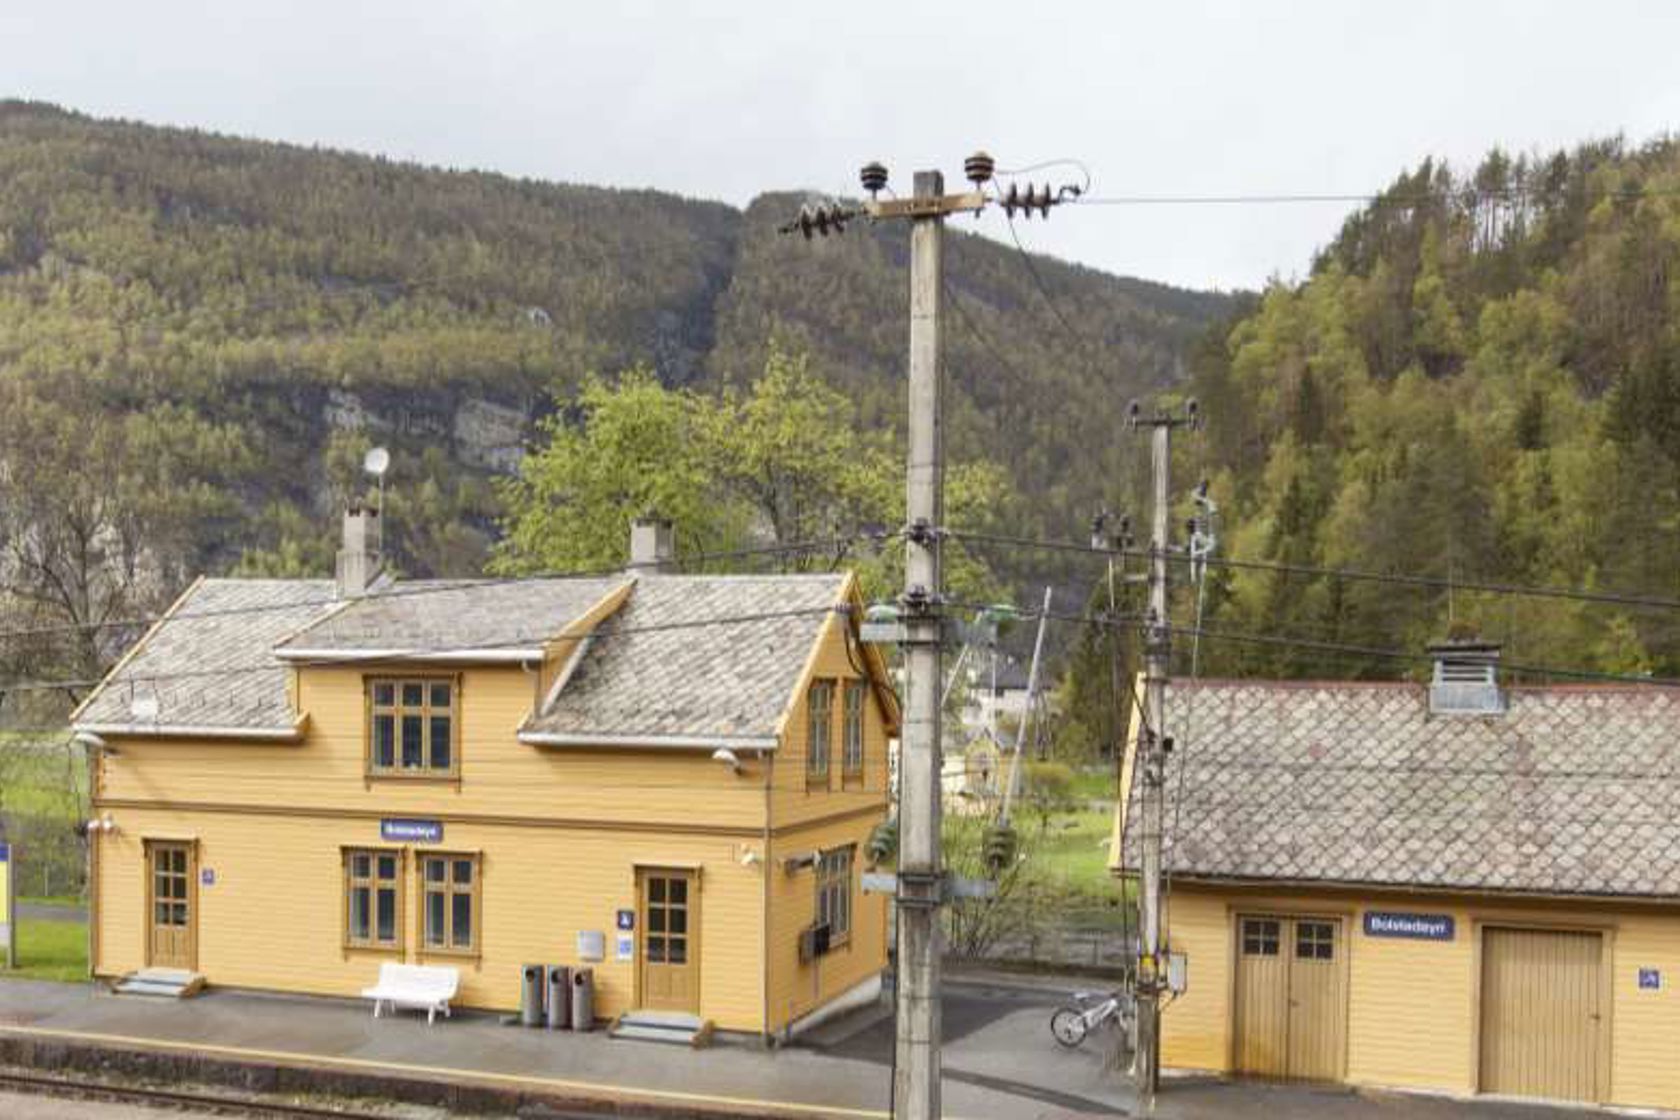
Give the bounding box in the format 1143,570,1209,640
361,963,459,1024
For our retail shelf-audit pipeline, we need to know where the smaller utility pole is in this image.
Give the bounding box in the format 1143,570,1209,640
1129,399,1199,1110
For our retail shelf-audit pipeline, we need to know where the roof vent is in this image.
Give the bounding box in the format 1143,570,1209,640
1428,640,1503,716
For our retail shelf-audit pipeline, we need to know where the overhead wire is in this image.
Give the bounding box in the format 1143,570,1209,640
0,533,886,647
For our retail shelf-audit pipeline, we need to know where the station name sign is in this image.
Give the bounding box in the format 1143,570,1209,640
1363,911,1455,941
381,818,443,844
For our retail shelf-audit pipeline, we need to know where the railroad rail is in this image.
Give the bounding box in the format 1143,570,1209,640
0,1067,396,1117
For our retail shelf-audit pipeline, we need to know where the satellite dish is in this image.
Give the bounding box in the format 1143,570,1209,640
363,447,391,479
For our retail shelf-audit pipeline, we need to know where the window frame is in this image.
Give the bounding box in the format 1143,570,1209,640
1295,920,1335,961
815,845,855,948
1241,917,1280,957
416,850,480,958
806,679,835,788
342,847,404,952
841,679,866,785
365,675,461,780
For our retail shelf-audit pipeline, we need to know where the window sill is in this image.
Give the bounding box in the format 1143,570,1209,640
805,774,831,791
365,772,461,782
417,946,480,961
343,942,402,953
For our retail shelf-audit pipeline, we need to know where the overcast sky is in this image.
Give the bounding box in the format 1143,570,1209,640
6,1,1679,291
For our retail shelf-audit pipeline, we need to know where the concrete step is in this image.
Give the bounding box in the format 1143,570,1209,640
112,969,206,998
609,1010,713,1048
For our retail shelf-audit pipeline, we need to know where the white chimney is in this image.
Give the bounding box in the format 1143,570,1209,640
336,500,383,598
629,516,676,574
1428,640,1503,716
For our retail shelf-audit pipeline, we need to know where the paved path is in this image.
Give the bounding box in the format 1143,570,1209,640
0,976,1610,1119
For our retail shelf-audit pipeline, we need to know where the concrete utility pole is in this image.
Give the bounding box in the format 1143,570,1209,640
896,167,949,1120
780,152,1078,1120
1130,401,1198,1109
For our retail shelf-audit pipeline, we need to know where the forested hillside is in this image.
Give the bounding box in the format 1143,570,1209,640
0,101,1230,714
1187,136,1680,680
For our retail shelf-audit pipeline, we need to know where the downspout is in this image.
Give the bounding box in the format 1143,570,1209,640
762,749,774,1047
85,743,100,978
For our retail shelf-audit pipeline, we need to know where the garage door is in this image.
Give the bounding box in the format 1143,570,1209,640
1479,927,1604,1102
1233,915,1346,1080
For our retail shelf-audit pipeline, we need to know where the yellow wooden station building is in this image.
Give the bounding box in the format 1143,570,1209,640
1114,644,1680,1111
72,512,897,1043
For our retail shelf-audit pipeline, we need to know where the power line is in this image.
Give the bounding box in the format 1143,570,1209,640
1071,185,1680,207
942,528,1680,614
0,603,853,700
0,534,883,646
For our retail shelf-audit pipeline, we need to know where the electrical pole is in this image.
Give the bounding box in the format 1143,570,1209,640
1129,400,1198,1110
781,152,1080,1120
896,167,949,1120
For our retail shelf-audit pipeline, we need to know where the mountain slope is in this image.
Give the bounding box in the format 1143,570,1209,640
0,102,1233,593
1187,136,1680,678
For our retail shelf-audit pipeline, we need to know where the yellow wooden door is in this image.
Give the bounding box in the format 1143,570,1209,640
146,842,195,970
639,870,698,1012
1234,915,1289,1076
1285,918,1346,1081
1480,927,1603,1102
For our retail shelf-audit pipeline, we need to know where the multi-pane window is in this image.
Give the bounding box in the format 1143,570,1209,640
1296,920,1335,960
345,849,401,949
806,680,834,784
842,680,865,781
369,678,456,776
420,853,478,953
816,847,854,943
152,846,189,929
1241,917,1280,956
645,874,690,965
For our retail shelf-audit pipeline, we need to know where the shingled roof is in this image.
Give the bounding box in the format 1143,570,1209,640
74,578,338,737
522,573,848,746
274,577,630,659
1117,680,1680,899
73,571,862,746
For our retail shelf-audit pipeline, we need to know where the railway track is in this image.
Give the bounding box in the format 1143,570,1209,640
0,1067,399,1118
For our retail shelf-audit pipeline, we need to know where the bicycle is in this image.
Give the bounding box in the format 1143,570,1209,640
1049,988,1135,1048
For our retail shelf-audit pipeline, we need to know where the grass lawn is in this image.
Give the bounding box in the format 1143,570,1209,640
0,735,83,821
1024,808,1115,896
3,919,87,982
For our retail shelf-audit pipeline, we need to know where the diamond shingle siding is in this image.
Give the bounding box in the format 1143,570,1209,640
1121,681,1680,898
527,573,847,741
76,579,337,732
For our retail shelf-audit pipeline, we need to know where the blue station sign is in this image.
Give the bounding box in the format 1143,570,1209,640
381,818,443,844
1363,911,1455,941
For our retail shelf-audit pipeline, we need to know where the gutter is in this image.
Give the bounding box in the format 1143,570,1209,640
73,718,309,743
517,731,780,751
274,647,544,664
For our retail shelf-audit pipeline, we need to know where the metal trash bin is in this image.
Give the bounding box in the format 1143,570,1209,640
520,963,546,1027
546,965,572,1030
570,967,595,1031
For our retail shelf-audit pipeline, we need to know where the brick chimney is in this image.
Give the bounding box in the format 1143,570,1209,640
629,516,675,574
336,500,383,598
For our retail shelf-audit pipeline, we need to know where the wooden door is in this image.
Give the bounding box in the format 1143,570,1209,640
1234,915,1289,1075
639,869,698,1012
1480,927,1603,1102
1285,918,1346,1081
146,841,195,970
1233,915,1346,1081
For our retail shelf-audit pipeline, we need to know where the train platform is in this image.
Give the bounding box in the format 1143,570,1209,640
0,974,1134,1119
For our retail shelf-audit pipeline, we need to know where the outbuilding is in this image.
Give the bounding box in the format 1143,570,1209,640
1113,643,1680,1110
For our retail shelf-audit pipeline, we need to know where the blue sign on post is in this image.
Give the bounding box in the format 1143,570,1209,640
1639,968,1661,991
1363,911,1455,941
381,819,444,844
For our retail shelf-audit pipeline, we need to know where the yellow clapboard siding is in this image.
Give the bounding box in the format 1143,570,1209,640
766,812,889,1032
95,807,766,1030
1163,884,1680,1111
98,667,770,831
